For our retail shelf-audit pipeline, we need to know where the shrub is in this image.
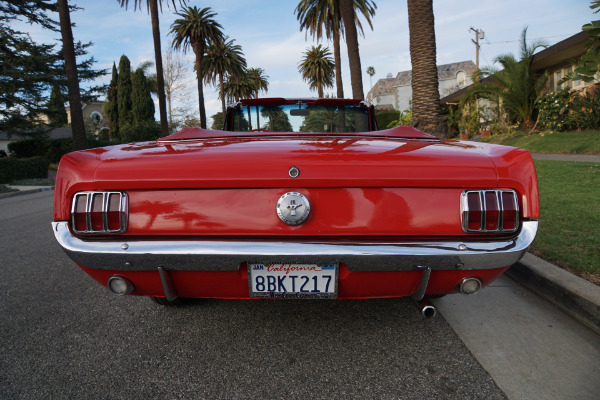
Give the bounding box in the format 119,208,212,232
375,111,400,130
386,109,412,128
119,120,161,142
536,88,571,131
0,156,48,184
570,88,600,130
7,139,47,158
45,138,73,163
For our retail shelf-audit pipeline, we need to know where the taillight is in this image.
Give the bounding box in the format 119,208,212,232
461,190,519,233
71,191,128,234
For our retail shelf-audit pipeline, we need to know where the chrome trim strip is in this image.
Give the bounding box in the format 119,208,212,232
52,221,538,272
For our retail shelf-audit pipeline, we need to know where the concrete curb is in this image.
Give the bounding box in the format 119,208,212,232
0,186,54,199
507,252,600,335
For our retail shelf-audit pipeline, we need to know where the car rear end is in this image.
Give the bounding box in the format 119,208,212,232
52,133,538,304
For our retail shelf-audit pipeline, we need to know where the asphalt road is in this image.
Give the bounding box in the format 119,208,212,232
0,191,506,399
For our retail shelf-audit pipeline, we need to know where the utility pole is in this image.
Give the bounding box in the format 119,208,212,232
469,27,484,70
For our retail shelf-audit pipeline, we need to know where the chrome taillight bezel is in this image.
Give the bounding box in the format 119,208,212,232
460,190,519,233
71,191,128,234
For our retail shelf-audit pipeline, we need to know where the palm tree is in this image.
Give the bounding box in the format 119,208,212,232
299,45,335,98
366,66,375,90
246,67,269,98
203,36,247,115
222,74,254,104
57,0,87,150
170,6,224,129
340,0,375,100
407,0,446,138
464,28,548,128
295,0,376,99
118,0,186,137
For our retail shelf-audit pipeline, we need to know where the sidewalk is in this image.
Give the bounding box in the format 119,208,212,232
0,185,54,199
531,152,600,162
507,253,600,335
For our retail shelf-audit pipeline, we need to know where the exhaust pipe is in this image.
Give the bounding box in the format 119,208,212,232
417,299,437,319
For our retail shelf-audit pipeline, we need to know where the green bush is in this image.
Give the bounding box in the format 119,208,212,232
375,111,400,130
45,138,73,163
386,109,412,128
570,89,600,130
7,137,119,166
7,139,47,158
0,156,48,184
536,88,571,131
119,120,161,143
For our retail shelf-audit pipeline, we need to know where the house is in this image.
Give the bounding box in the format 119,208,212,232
367,61,477,111
441,31,595,106
1,102,108,153
0,127,72,153
66,101,109,131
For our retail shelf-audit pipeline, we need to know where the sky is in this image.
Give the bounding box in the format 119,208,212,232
13,0,596,126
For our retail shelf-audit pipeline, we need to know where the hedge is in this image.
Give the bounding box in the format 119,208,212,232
0,156,49,184
375,111,400,130
8,138,118,164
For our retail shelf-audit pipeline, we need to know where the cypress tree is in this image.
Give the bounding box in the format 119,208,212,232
117,55,133,128
48,85,68,126
103,62,119,135
132,68,155,123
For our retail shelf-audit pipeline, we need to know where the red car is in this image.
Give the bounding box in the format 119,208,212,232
52,98,538,316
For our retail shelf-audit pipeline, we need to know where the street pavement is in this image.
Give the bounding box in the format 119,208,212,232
2,190,599,399
1,191,505,399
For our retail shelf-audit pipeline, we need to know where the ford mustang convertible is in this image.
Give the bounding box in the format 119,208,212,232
52,98,538,316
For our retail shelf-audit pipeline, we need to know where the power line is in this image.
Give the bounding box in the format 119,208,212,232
483,33,575,45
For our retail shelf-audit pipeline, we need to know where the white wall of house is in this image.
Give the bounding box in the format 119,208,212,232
396,85,411,112
0,140,11,152
373,94,397,109
373,68,474,112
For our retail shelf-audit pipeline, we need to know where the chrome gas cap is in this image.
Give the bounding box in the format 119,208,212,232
276,192,310,225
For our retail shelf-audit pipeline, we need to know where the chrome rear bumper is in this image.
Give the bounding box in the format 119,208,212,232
52,220,537,272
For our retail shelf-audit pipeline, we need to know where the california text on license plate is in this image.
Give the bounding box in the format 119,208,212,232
248,263,338,299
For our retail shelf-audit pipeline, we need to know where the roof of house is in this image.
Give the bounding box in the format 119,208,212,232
440,31,591,105
0,126,72,141
367,60,476,99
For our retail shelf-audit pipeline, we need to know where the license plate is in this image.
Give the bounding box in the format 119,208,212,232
248,263,338,299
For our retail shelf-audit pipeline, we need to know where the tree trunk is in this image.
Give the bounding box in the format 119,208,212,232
340,0,364,100
149,0,169,137
194,42,207,129
407,0,447,138
332,26,344,99
57,0,88,151
219,73,225,117
317,76,323,98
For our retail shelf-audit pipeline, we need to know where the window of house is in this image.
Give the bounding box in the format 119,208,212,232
456,71,466,87
570,66,580,87
90,111,103,124
556,70,562,90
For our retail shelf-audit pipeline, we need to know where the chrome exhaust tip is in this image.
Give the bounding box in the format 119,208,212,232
418,299,437,319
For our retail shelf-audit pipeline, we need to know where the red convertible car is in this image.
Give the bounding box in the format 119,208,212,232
52,98,538,316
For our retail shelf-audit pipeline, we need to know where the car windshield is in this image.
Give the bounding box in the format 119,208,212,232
232,103,371,133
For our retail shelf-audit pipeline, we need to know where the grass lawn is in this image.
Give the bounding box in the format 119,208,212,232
532,160,600,284
481,130,600,154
